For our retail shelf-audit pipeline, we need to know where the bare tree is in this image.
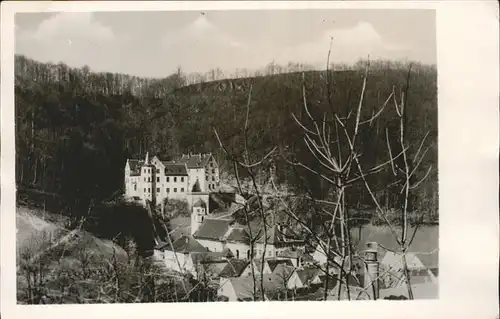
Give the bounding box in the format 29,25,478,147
214,84,277,301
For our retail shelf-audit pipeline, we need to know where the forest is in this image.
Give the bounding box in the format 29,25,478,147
15,54,438,227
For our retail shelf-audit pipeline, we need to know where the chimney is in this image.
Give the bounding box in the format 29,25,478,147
364,242,379,300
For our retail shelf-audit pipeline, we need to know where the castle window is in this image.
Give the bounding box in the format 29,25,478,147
167,188,170,193
166,177,170,182
174,188,177,193
156,169,160,174
134,184,137,191
157,188,160,192
144,188,146,192
157,177,160,182
181,177,184,182
212,169,215,174
201,216,204,222
148,188,151,193
206,176,208,181
212,177,215,181
181,188,184,192
174,177,177,182
144,177,146,182
268,250,272,257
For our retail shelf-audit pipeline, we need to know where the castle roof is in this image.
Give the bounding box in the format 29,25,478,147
163,163,188,176
177,153,213,169
127,159,144,176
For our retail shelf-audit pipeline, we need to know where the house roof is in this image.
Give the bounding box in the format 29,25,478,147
158,235,207,253
219,259,250,278
193,199,207,208
177,153,213,169
267,259,294,272
225,227,250,244
193,219,232,241
199,260,229,277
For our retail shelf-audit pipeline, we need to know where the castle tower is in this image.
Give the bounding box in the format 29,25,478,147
190,198,207,235
141,152,157,207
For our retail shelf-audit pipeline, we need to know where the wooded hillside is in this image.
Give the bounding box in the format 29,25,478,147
15,54,437,223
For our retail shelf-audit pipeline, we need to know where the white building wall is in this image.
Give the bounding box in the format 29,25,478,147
255,243,277,259
205,157,220,191
163,175,189,200
164,250,195,274
225,242,251,259
190,206,207,235
188,168,206,192
218,278,237,301
286,272,304,290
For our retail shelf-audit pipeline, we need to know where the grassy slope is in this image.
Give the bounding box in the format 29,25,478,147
16,206,129,302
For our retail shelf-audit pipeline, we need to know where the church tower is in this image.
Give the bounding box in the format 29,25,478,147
190,198,207,235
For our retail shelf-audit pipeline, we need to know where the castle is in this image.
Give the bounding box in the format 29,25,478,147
124,152,220,234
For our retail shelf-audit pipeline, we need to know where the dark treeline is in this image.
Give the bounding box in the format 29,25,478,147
15,54,437,226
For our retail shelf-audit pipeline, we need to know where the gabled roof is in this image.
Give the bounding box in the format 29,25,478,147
177,153,213,169
219,259,250,278
267,259,294,272
193,219,232,241
158,235,207,253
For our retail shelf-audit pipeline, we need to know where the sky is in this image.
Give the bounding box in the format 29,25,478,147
15,10,436,78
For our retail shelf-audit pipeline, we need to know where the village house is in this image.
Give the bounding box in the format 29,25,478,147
124,152,220,208
154,235,229,279
254,224,306,259
240,259,272,277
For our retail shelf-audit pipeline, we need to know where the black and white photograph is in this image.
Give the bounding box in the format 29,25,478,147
1,1,498,318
